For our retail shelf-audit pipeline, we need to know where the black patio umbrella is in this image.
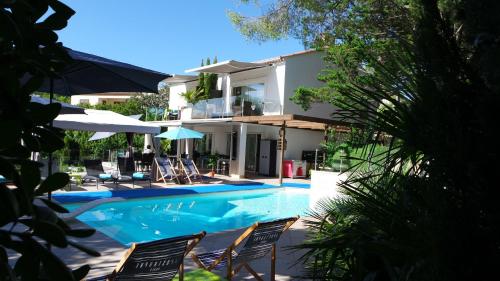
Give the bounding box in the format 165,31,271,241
34,47,170,199
38,48,170,95
31,95,85,114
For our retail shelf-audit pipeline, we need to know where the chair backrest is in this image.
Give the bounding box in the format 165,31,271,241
235,217,298,265
181,159,197,176
113,234,196,281
133,152,143,162
83,159,104,177
117,157,135,176
142,153,155,165
156,157,175,178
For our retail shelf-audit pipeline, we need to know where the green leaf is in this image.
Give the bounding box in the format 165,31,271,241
33,126,65,152
13,251,40,280
35,172,69,195
28,102,61,126
0,120,22,148
68,240,101,257
0,185,20,226
33,204,58,224
65,228,96,238
33,221,68,248
38,197,69,213
72,265,91,280
21,160,41,191
34,239,75,281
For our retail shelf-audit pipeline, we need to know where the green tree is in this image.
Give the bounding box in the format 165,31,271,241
230,0,500,280
0,1,99,280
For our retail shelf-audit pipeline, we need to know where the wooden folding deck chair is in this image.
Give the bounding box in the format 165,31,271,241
191,216,299,281
91,231,206,281
154,157,180,184
180,158,204,184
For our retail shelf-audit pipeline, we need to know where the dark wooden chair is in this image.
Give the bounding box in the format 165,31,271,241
91,232,206,281
83,159,115,188
117,156,151,188
191,217,299,281
142,153,155,172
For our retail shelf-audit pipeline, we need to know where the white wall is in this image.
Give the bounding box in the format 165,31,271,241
168,81,198,111
70,94,134,105
282,51,339,119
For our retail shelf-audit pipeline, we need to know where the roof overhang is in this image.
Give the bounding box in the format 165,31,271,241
233,114,352,131
149,118,233,127
162,74,198,84
185,60,269,74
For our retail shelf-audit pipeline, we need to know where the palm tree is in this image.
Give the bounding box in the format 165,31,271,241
295,1,500,280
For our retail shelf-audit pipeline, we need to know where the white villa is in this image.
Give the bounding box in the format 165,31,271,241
70,92,138,105
157,50,342,180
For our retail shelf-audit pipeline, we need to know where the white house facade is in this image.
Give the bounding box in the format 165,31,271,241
70,92,139,106
157,50,339,179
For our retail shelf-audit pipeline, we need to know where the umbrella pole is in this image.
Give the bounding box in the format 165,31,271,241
48,78,54,201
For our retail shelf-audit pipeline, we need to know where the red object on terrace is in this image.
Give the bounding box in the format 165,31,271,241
283,160,293,178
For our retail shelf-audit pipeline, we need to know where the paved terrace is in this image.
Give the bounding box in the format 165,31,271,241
46,219,311,280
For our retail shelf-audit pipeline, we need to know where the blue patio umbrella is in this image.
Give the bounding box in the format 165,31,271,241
155,127,204,140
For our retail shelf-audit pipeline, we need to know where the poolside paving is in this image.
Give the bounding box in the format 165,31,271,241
50,218,311,280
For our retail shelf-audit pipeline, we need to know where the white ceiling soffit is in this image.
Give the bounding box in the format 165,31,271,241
54,109,160,134
162,74,198,84
185,60,269,74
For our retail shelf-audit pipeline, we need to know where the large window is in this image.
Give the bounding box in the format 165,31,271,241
194,133,213,155
232,83,265,116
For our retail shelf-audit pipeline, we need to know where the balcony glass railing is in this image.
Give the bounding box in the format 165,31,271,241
190,96,281,119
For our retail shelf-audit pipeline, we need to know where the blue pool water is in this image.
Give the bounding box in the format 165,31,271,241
65,188,309,245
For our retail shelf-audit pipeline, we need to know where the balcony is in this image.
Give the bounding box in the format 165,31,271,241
188,96,281,119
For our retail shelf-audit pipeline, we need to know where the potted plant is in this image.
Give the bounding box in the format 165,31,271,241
207,154,219,177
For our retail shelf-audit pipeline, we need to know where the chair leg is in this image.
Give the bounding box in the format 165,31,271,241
271,244,276,281
243,263,264,281
179,262,184,281
227,249,232,281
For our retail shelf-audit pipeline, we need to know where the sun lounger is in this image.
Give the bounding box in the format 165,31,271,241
90,231,206,281
180,158,203,184
83,159,115,188
57,197,125,220
191,216,299,281
154,157,180,184
117,156,151,188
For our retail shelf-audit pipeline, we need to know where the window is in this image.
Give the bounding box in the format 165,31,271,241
79,99,89,105
231,83,265,116
194,133,213,155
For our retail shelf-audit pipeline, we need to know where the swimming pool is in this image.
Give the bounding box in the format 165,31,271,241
65,187,309,245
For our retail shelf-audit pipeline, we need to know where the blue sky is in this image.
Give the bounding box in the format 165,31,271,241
58,0,304,75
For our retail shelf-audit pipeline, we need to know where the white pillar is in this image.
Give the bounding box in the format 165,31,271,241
224,74,232,115
144,134,153,151
236,123,247,178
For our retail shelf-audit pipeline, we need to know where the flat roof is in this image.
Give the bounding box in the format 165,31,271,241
149,118,233,127
185,60,269,74
162,74,198,84
232,114,351,131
